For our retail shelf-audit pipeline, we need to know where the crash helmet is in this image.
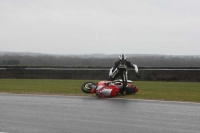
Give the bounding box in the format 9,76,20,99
119,54,127,64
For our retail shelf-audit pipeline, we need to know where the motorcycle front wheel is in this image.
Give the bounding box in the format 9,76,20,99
81,82,96,93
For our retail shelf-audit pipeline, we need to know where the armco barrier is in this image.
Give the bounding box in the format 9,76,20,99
0,66,200,81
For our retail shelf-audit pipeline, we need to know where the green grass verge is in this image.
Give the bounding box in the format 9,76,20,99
0,79,200,102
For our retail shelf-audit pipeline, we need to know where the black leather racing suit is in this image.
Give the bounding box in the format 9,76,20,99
108,60,140,93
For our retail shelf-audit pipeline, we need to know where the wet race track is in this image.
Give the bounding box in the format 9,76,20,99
0,94,200,133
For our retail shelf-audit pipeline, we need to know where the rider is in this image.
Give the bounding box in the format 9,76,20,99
107,54,140,94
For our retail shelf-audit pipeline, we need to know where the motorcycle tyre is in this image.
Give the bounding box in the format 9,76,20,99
126,86,136,94
81,82,96,93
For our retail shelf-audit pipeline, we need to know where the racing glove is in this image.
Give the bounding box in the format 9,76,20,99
136,73,140,79
107,76,112,81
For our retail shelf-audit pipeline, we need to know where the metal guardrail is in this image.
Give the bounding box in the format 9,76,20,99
0,66,200,70
1,66,200,81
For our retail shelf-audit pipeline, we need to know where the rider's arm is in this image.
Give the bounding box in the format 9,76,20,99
109,67,114,76
132,63,140,78
127,61,140,78
126,61,139,73
132,63,139,73
109,61,119,76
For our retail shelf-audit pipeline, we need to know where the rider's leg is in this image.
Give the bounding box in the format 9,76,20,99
120,70,128,95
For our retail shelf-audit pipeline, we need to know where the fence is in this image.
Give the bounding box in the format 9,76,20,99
0,66,200,82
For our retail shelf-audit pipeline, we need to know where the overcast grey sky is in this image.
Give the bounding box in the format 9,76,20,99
0,0,200,55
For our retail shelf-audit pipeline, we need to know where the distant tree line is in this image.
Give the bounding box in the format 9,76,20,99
0,52,200,67
2,59,20,65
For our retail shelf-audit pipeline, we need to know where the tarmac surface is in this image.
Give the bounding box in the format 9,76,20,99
0,94,200,133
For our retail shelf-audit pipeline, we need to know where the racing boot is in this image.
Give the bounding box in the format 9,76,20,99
120,85,127,95
121,91,125,95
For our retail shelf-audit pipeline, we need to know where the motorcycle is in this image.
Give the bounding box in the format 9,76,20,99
81,79,138,98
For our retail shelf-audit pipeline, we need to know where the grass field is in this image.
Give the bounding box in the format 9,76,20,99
0,79,200,102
